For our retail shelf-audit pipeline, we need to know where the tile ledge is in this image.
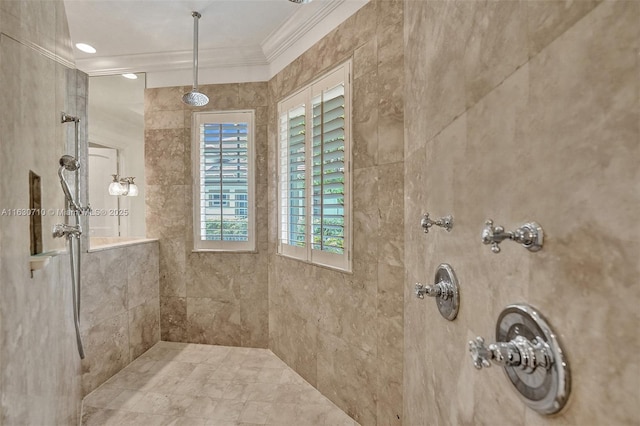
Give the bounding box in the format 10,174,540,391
88,238,158,253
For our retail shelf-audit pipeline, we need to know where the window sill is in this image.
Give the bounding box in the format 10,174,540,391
191,249,258,254
275,252,352,274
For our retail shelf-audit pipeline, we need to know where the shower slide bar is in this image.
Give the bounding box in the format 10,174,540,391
55,112,87,359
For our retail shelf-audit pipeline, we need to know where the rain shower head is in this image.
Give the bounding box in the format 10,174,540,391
182,90,209,107
59,155,80,171
182,11,209,107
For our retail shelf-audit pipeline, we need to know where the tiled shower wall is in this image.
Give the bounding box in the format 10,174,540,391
404,1,639,424
144,83,269,348
0,0,82,423
80,242,160,396
267,1,404,425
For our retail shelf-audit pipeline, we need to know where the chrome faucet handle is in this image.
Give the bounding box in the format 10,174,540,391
481,220,502,253
481,219,543,253
415,281,454,300
421,213,454,233
469,335,553,372
414,264,460,321
470,305,570,415
52,223,82,239
469,337,492,369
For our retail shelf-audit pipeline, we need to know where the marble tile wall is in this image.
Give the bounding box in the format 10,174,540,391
80,241,160,396
144,82,269,348
403,1,639,425
267,1,404,424
0,0,82,424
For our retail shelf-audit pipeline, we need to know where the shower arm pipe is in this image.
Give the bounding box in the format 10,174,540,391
192,11,201,91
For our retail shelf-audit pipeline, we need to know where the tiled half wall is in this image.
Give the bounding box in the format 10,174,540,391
80,241,160,397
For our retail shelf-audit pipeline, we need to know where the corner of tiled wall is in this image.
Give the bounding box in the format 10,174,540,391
268,1,405,424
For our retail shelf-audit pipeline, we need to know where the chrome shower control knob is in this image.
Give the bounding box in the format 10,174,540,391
481,219,543,253
468,304,570,416
415,283,426,299
469,337,492,369
469,334,553,372
414,264,460,321
421,213,454,233
415,281,452,300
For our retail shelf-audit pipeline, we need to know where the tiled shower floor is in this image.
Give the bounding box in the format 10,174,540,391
81,342,358,426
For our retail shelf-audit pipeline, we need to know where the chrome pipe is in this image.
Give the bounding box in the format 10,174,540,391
59,114,86,359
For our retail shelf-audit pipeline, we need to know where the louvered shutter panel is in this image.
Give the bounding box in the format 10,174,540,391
311,84,345,254
279,100,309,252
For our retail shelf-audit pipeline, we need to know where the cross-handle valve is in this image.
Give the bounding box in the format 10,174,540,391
421,213,453,233
52,223,82,239
468,304,570,415
481,219,543,253
415,281,454,300
413,264,460,321
468,335,553,373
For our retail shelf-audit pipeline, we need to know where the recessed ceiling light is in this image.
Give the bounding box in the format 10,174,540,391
122,73,138,80
75,43,96,54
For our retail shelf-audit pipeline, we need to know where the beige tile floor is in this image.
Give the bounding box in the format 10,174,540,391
82,341,358,426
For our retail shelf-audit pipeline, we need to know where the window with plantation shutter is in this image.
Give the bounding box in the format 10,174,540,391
277,61,351,271
192,110,255,251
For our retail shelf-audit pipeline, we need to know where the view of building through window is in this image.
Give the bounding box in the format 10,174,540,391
193,110,255,251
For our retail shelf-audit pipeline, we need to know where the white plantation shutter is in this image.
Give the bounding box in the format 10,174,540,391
277,61,351,271
312,84,345,255
193,111,255,251
278,93,307,259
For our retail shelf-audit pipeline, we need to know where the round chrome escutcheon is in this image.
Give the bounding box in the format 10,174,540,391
434,263,459,321
496,304,571,415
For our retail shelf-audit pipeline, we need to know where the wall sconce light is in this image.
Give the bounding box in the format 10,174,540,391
109,174,138,196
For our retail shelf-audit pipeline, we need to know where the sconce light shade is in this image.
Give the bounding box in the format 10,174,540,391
127,183,139,197
109,175,125,195
109,175,138,196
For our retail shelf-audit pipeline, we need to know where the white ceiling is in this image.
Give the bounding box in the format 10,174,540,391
64,0,368,88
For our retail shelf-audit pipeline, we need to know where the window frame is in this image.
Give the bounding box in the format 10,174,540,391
192,109,256,252
277,61,352,272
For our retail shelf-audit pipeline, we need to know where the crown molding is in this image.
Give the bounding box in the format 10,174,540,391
261,0,344,63
266,0,369,77
1,32,76,70
77,45,268,77
75,0,370,87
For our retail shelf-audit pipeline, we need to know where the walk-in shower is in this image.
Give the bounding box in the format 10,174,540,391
54,113,88,359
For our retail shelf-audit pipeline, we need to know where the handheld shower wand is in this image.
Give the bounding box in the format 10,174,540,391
58,155,81,212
